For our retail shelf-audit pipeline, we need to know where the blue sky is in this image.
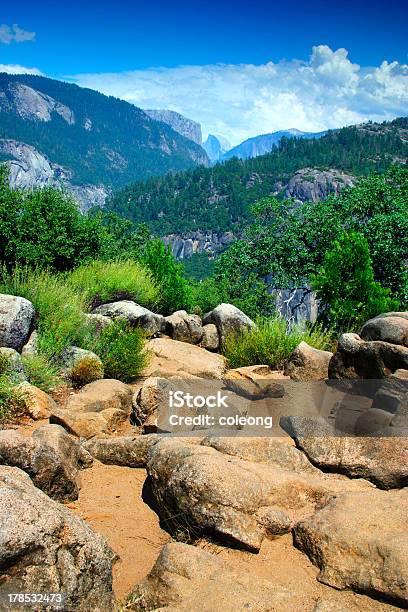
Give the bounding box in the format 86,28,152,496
1,0,407,144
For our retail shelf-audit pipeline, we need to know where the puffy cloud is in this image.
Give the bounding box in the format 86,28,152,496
0,24,36,44
71,45,408,145
0,64,43,75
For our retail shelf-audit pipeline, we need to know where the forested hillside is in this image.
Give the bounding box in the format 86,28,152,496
0,73,208,189
108,117,408,234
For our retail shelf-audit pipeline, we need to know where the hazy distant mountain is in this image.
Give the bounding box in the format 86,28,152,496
0,73,208,210
222,128,327,160
144,109,203,145
202,134,231,162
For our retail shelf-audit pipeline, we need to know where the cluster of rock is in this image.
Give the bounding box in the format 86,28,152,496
1,294,408,609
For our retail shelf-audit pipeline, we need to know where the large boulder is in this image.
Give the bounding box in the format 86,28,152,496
83,434,160,467
165,310,204,344
224,365,286,400
127,541,304,611
361,312,408,346
0,424,92,501
294,489,408,606
62,346,104,387
0,294,35,351
50,379,133,439
280,415,408,489
0,466,114,610
203,303,255,345
284,342,333,381
144,337,226,379
146,437,371,551
329,334,408,380
91,300,165,336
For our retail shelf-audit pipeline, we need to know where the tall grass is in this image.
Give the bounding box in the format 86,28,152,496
0,265,90,360
222,316,333,370
66,259,160,310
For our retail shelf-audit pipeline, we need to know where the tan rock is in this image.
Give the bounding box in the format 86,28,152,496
64,379,133,414
50,407,127,439
127,541,304,611
201,323,219,351
294,489,408,605
284,342,333,381
17,382,57,420
144,337,226,379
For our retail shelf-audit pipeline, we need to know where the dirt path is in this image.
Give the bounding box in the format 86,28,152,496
68,462,170,601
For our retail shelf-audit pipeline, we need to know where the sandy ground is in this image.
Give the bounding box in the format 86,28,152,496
66,460,399,610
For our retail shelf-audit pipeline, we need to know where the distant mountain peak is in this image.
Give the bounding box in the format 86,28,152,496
202,134,231,162
222,128,327,160
144,109,203,145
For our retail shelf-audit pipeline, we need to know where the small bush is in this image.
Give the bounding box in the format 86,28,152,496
70,356,104,388
0,266,91,359
66,259,160,310
90,319,150,382
0,352,10,376
312,231,400,333
22,354,63,393
142,240,193,314
222,316,333,369
0,376,27,427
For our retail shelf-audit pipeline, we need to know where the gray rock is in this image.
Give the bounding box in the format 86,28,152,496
203,303,256,345
92,300,165,336
201,323,219,351
354,408,393,436
165,310,203,344
21,329,38,356
280,415,408,489
294,489,408,606
361,313,408,347
329,339,408,380
284,342,333,381
0,465,114,611
0,347,27,383
62,346,104,386
0,294,35,351
144,109,203,144
83,434,160,467
0,424,92,501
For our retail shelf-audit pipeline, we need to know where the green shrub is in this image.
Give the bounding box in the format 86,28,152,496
311,231,399,333
191,277,228,316
142,240,193,314
0,352,10,376
90,319,150,382
0,376,27,427
222,316,333,370
69,356,104,388
0,266,91,360
66,259,160,310
22,354,63,393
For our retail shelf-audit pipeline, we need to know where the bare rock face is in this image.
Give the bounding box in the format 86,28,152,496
144,109,203,145
203,303,256,345
146,437,371,551
144,338,226,379
0,425,92,501
91,301,165,336
127,541,304,611
165,310,203,344
284,342,333,381
280,415,408,489
294,489,408,606
83,434,160,467
50,379,133,439
0,465,115,611
0,294,35,351
282,167,355,204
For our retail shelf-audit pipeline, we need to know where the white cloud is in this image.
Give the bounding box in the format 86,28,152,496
71,45,408,145
0,24,36,44
0,64,43,75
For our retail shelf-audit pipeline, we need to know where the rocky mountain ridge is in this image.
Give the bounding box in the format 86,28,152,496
222,128,327,160
144,109,203,145
0,73,208,209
